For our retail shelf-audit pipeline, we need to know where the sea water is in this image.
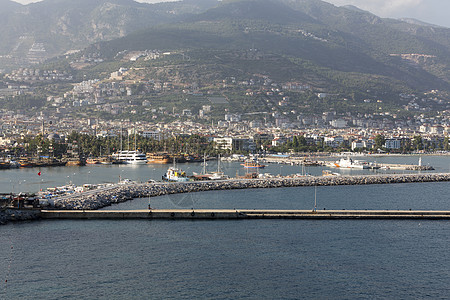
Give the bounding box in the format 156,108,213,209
1,156,449,299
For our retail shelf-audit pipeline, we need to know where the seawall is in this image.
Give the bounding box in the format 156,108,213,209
0,209,41,225
40,209,450,220
48,173,450,210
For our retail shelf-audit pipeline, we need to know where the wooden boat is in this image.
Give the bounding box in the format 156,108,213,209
18,159,36,168
86,158,100,164
241,160,265,169
64,158,86,166
146,153,171,164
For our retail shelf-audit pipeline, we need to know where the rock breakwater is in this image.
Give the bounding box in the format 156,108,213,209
0,209,41,225
48,173,450,210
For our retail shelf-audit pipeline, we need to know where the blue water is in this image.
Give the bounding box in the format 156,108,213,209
1,219,449,299
1,156,449,299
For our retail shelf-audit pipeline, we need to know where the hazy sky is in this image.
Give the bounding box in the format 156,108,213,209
12,0,449,28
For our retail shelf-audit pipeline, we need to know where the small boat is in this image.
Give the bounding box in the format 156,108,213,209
86,158,100,164
241,160,265,169
162,167,189,182
97,156,115,165
0,161,11,169
322,170,341,176
18,159,36,168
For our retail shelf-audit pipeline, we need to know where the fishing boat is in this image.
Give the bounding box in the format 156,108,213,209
162,167,189,182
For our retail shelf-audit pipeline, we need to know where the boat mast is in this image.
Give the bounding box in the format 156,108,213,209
217,154,220,173
119,123,123,160
127,130,130,151
203,153,206,175
314,184,317,212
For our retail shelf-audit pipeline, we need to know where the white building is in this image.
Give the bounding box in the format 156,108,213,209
384,139,401,150
141,131,161,141
330,119,347,128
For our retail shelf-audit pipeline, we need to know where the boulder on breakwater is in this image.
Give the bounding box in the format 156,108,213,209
0,209,41,225
48,173,450,211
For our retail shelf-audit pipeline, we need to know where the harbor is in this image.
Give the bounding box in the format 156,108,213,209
1,155,449,224
1,172,449,211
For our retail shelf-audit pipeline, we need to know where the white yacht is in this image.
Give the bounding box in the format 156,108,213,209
333,157,369,169
112,150,147,164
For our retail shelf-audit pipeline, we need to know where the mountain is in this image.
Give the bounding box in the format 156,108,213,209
0,0,219,58
2,0,449,99
0,0,21,11
86,0,449,93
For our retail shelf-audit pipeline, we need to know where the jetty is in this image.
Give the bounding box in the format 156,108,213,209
40,209,450,220
42,173,450,210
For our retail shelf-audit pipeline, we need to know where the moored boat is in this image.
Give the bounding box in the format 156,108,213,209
64,158,86,166
112,150,147,164
162,167,190,182
333,157,369,169
86,158,100,164
241,160,266,169
146,153,171,164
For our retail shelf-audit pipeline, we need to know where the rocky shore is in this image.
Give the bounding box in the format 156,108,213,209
0,209,41,225
48,173,450,210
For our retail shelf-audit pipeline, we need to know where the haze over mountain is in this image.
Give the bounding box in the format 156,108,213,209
88,0,449,91
1,0,449,96
0,0,218,57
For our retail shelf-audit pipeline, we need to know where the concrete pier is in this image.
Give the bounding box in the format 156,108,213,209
40,209,450,220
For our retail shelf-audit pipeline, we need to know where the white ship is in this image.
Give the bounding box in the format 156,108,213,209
333,157,370,169
112,150,147,164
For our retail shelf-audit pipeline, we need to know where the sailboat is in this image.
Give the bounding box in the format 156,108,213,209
207,155,229,180
193,155,229,180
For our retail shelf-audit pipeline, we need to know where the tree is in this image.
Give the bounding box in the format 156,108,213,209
444,137,449,151
374,134,385,150
412,136,423,151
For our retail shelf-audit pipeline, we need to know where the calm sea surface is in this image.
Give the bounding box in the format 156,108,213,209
1,155,449,299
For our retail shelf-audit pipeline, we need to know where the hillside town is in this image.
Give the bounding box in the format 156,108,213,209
1,50,449,157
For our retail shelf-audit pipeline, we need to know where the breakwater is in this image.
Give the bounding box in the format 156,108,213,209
48,173,450,210
0,209,41,225
39,209,450,220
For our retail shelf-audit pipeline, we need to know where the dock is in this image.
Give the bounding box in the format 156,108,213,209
40,209,450,220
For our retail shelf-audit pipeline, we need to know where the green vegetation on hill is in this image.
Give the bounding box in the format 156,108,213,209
2,0,449,117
